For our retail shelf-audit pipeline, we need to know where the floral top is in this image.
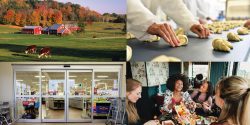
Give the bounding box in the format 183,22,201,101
163,89,193,113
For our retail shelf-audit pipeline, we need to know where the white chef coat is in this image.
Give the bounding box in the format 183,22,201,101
127,0,198,41
183,0,207,20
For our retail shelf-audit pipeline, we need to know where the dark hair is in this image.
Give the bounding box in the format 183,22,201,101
206,81,214,98
166,74,189,92
193,81,214,101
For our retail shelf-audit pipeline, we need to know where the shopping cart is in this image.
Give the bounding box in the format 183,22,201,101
0,101,22,125
105,97,126,125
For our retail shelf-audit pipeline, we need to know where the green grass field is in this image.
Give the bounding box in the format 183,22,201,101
0,22,126,61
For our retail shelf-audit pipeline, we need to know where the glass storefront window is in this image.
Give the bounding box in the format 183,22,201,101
94,72,119,97
16,97,40,119
68,72,92,96
16,71,40,95
42,97,65,120
42,72,65,96
68,97,91,120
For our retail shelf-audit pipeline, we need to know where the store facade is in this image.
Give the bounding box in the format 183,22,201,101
12,63,125,123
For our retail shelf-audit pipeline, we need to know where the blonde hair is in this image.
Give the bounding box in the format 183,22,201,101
126,79,141,124
217,76,250,125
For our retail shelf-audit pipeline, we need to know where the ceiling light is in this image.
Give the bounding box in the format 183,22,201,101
34,75,45,78
97,75,108,78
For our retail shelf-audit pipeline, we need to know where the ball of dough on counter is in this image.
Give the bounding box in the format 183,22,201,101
126,45,132,61
212,38,233,52
237,27,249,35
177,35,188,46
151,55,181,62
227,32,242,42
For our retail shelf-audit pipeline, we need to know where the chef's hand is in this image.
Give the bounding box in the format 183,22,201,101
199,18,207,24
244,20,250,29
147,23,180,47
190,24,210,39
144,120,159,125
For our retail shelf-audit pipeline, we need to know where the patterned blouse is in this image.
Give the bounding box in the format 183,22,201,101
163,89,193,113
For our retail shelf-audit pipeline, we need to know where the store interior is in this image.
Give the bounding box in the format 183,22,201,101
126,62,250,124
0,62,126,124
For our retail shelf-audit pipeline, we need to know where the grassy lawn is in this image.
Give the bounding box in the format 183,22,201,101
0,22,126,61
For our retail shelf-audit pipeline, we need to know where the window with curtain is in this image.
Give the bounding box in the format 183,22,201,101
237,62,250,83
192,62,209,79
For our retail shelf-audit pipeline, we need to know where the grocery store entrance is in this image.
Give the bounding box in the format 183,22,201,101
14,64,121,123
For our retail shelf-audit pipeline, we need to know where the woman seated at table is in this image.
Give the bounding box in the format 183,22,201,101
212,76,250,125
191,79,213,116
162,74,196,113
126,79,176,125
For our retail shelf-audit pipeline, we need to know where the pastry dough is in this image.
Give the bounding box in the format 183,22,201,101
126,32,136,39
143,35,161,42
151,55,181,62
227,32,242,42
212,38,233,52
126,45,132,61
175,28,185,36
213,28,223,34
177,35,188,46
237,27,249,35
175,28,188,46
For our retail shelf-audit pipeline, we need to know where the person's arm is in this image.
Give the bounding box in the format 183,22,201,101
156,0,210,38
196,0,209,20
127,0,159,39
183,91,196,110
127,0,180,47
190,89,199,99
163,90,173,112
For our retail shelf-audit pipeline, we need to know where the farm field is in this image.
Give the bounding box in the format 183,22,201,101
0,22,126,61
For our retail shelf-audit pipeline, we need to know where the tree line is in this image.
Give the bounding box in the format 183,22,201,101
0,0,125,27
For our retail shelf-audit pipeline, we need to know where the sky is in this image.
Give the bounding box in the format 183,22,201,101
55,0,126,14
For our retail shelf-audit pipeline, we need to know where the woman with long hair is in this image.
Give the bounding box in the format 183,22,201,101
191,80,213,116
212,76,250,125
126,79,174,125
126,79,158,125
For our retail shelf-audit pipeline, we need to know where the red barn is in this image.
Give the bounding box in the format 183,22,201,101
49,24,65,35
58,28,71,35
22,26,42,35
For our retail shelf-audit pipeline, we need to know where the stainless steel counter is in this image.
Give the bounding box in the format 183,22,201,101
128,28,250,61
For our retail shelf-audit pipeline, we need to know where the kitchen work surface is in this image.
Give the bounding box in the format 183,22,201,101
127,28,250,61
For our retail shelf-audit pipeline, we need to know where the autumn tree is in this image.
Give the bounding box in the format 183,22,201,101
3,9,15,24
54,10,62,24
15,12,22,25
52,1,59,9
19,13,27,26
30,10,40,25
14,0,28,9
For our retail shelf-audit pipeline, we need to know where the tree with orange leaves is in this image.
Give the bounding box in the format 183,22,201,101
3,9,15,24
30,10,40,25
15,12,22,25
54,10,62,24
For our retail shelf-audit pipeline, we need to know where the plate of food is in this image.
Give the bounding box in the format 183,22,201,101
174,102,192,124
